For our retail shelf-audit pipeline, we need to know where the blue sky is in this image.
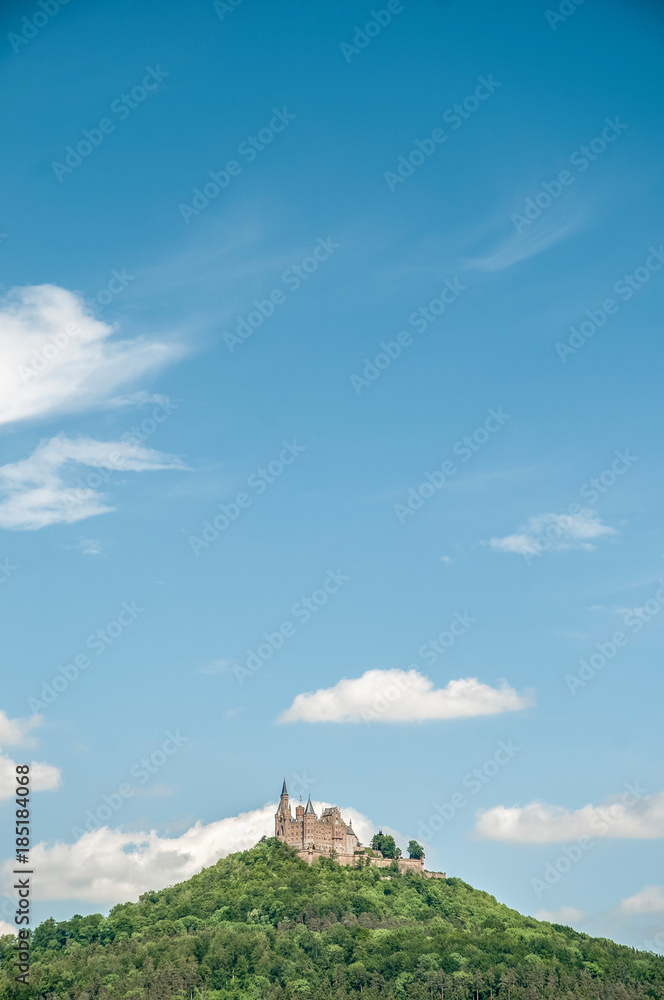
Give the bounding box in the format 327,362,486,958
1,0,664,953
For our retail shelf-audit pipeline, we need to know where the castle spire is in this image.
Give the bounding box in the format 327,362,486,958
281,777,288,796
304,795,315,815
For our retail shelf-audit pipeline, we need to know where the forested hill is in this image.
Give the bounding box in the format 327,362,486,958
1,838,663,1000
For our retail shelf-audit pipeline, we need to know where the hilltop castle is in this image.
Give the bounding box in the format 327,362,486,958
275,780,359,857
274,780,444,876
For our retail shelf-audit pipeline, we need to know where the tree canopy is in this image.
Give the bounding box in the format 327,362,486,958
407,840,425,860
0,839,662,1000
370,831,402,859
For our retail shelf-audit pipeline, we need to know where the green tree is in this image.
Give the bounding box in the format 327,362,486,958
370,831,400,858
408,840,425,859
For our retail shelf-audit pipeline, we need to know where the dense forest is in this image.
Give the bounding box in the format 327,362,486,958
1,839,662,1000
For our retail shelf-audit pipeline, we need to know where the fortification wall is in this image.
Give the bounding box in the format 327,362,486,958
295,849,440,877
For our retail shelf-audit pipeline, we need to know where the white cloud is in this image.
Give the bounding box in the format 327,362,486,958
278,669,534,724
128,783,174,799
474,789,664,843
0,284,180,426
489,509,616,557
534,906,585,925
198,660,232,676
0,801,374,905
0,753,61,800
77,538,104,556
106,391,174,409
0,434,186,530
0,710,43,747
620,886,664,914
465,216,579,273
0,920,15,938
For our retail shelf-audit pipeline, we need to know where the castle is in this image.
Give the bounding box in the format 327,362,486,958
275,780,359,857
274,780,445,877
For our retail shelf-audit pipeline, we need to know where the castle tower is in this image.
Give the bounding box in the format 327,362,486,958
275,778,291,838
303,794,316,849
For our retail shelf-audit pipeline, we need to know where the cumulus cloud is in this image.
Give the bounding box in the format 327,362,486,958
0,753,61,800
0,802,374,905
0,434,186,530
534,906,585,925
489,509,616,557
0,921,15,938
0,710,43,747
0,711,60,799
620,885,664,914
278,669,534,724
474,788,664,843
0,284,180,426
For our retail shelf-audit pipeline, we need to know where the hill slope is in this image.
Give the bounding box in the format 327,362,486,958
1,839,663,999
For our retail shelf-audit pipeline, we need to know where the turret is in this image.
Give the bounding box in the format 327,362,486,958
278,778,289,813
275,778,291,838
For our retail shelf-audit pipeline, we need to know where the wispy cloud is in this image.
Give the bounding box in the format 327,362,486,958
464,216,579,272
77,538,104,556
0,435,187,530
489,509,616,556
106,391,174,409
0,284,182,426
198,660,232,676
278,670,534,724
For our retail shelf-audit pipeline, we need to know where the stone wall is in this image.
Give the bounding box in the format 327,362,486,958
295,848,444,878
